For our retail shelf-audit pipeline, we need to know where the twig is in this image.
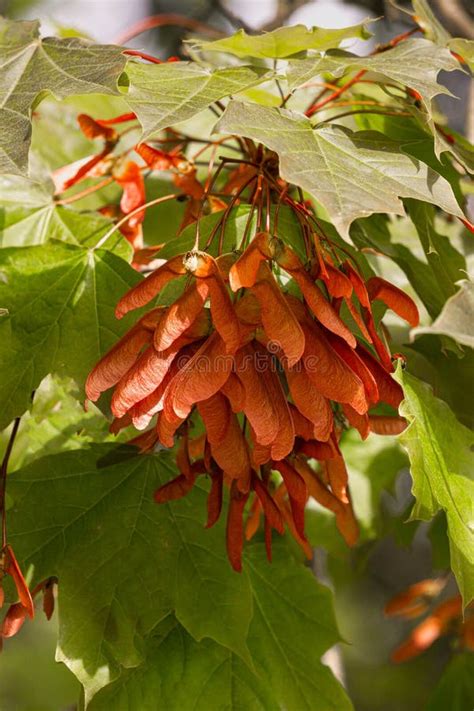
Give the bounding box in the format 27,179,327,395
313,108,411,125
123,49,166,64
306,70,367,117
1,418,21,547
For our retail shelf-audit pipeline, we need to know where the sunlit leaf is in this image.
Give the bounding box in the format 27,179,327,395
189,23,372,59
244,545,352,711
0,17,127,175
395,367,474,605
124,62,270,141
8,448,254,703
0,177,131,258
287,38,458,123
0,242,139,428
0,374,113,472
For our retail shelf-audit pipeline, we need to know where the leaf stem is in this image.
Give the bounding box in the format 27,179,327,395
306,70,366,117
194,158,229,250
123,49,165,64
305,26,422,117
313,108,411,125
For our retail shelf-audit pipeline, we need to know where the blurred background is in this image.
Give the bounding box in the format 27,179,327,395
0,1,472,710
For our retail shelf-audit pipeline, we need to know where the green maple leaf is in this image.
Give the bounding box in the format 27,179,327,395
0,241,140,428
0,17,127,176
89,616,279,711
215,101,464,237
124,62,271,141
0,177,130,257
244,545,351,711
8,447,254,703
395,367,474,605
8,447,348,709
287,39,459,119
188,22,372,59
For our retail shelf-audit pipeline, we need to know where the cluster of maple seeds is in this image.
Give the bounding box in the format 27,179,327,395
385,578,474,662
86,158,419,569
48,106,423,571
52,108,227,259
0,544,56,646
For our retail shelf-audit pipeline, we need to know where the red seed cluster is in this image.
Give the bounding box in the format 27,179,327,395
87,228,416,570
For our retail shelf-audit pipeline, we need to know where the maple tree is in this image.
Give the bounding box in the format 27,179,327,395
0,2,473,708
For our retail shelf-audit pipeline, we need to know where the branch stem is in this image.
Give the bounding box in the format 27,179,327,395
1,418,21,548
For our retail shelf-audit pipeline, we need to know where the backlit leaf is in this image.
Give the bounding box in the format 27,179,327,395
0,17,127,175
395,367,474,605
244,545,352,711
215,102,464,237
0,242,140,428
124,62,270,141
287,39,459,121
8,448,254,704
189,23,372,59
0,177,131,258
8,448,347,708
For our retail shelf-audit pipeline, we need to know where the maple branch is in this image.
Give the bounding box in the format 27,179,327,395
0,418,21,547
